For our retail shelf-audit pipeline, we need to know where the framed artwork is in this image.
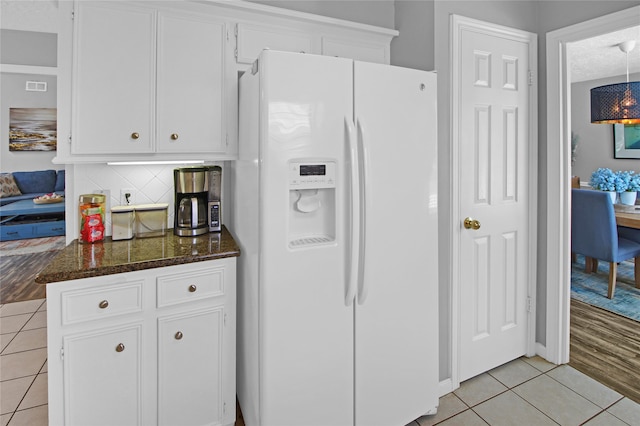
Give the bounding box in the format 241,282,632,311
9,108,57,151
613,123,640,159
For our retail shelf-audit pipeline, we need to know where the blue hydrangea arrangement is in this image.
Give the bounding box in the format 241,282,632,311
590,168,640,192
589,168,617,191
627,172,640,192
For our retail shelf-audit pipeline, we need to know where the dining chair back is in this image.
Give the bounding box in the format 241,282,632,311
571,188,640,298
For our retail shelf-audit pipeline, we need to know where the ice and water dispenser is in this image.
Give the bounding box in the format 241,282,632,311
288,160,336,248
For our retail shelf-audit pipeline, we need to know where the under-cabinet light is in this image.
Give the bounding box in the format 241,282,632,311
106,160,205,166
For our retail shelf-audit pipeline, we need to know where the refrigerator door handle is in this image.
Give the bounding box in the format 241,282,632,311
345,116,359,306
356,118,369,305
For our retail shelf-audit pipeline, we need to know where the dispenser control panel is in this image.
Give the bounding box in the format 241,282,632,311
289,161,336,189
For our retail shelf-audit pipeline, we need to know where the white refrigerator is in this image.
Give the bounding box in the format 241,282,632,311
233,50,438,426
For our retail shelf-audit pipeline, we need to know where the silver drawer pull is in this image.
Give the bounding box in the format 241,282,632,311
99,300,109,309
188,284,197,293
175,331,183,340
115,343,125,352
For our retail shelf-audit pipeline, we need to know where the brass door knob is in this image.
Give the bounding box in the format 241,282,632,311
464,217,481,230
170,133,179,140
188,284,197,293
99,300,109,309
115,343,125,352
131,132,140,140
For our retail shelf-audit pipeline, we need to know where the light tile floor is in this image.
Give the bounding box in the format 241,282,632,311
2,298,640,426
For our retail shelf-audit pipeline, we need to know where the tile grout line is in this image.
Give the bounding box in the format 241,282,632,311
3,353,48,426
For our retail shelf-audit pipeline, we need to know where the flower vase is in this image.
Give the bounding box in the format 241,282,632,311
607,191,617,204
620,191,637,206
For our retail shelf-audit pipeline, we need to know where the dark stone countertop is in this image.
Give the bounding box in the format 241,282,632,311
35,225,240,284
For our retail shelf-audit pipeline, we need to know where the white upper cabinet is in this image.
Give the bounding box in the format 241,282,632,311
67,2,232,160
235,23,315,64
156,12,227,154
56,0,396,164
321,36,389,64
72,3,155,155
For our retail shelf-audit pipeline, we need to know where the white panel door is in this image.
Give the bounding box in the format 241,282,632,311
259,51,354,426
457,22,534,381
353,62,439,426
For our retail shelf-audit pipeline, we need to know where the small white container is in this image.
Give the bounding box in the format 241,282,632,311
111,206,134,241
134,203,168,238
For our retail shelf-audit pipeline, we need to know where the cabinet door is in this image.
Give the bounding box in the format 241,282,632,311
236,23,314,64
64,324,143,426
158,308,224,426
156,12,227,154
321,36,388,64
72,2,155,154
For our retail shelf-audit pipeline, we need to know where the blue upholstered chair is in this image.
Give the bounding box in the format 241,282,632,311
571,189,640,298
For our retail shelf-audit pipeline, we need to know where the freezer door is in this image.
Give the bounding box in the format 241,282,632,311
353,62,439,426
258,51,355,426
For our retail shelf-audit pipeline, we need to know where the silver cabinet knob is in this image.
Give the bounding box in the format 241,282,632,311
175,331,183,340
188,284,197,293
170,133,179,140
99,300,109,309
115,343,125,352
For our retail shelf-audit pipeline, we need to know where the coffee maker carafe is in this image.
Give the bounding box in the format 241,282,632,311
174,167,209,236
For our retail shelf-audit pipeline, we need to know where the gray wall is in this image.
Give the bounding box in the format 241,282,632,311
571,72,640,181
392,1,434,71
1,30,60,172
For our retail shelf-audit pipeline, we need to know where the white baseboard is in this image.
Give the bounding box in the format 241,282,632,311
535,342,547,359
439,378,455,397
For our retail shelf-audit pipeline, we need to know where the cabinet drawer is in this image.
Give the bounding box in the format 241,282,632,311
61,281,144,325
34,220,66,237
0,224,33,241
157,267,224,308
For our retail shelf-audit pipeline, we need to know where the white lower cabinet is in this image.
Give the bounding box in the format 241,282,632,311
47,258,236,426
63,324,143,426
158,308,224,426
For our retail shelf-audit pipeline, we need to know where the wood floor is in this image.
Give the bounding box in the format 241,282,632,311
570,298,640,403
0,251,58,304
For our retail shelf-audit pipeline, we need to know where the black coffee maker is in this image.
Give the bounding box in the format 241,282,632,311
174,167,209,236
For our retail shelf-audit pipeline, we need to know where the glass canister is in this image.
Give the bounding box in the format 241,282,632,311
79,194,106,243
111,205,135,240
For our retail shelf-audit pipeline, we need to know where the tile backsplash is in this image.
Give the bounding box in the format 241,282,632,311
72,162,224,237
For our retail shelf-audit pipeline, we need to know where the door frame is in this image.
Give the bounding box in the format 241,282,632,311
450,14,538,389
544,5,640,365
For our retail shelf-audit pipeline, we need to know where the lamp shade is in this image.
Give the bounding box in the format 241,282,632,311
591,81,640,124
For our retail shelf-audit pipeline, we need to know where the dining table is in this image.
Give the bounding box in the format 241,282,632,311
615,209,640,229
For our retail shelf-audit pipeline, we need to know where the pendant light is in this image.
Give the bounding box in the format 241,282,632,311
591,40,640,124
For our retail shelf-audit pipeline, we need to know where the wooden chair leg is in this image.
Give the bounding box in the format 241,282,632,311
608,261,617,299
635,257,640,289
585,257,598,273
